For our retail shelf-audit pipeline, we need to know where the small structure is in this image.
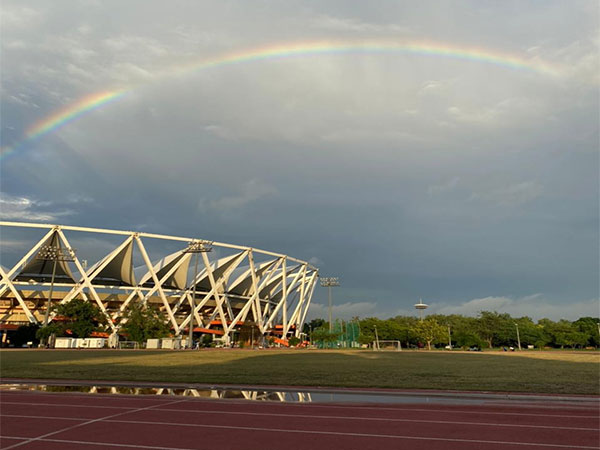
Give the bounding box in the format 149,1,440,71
414,298,429,320
55,337,106,348
161,338,182,350
146,339,161,349
55,337,75,348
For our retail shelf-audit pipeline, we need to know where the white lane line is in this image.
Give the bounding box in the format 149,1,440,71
2,415,84,421
3,421,595,449
3,411,597,432
0,392,164,402
485,401,600,410
0,398,189,450
0,436,192,450
0,401,133,410
0,392,188,405
264,401,600,416
2,400,598,419
147,408,600,431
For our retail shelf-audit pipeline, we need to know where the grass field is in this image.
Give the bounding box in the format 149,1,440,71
1,349,598,395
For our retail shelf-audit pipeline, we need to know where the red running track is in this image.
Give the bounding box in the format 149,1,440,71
0,389,598,449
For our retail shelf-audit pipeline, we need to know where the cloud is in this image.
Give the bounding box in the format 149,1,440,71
204,124,236,140
420,80,444,92
429,294,600,321
198,179,277,213
0,238,36,251
1,5,44,29
469,181,544,207
0,1,597,320
428,177,460,196
0,192,92,222
0,193,70,222
307,301,378,321
308,256,323,267
310,15,411,34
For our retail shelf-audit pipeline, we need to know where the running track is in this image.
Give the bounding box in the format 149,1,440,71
0,388,598,449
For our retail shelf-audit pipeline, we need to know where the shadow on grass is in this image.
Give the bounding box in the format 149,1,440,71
1,350,598,395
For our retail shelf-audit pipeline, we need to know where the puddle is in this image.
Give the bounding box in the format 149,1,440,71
0,383,487,405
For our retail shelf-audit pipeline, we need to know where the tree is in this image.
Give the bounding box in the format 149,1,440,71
12,323,40,347
311,328,340,347
303,318,326,335
476,311,513,348
513,317,542,347
288,336,301,347
390,315,419,348
450,315,481,349
121,302,170,344
36,298,107,341
413,318,446,350
201,334,213,348
358,317,386,347
573,317,600,347
536,318,557,348
452,329,484,349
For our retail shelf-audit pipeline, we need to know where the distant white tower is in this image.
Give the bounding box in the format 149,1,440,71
414,298,429,321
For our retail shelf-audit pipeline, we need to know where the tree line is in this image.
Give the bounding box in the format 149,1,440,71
8,301,599,350
305,312,600,350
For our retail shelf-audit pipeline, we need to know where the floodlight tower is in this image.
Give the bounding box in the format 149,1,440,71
36,245,76,347
414,298,429,321
36,245,76,328
320,277,339,333
184,240,213,349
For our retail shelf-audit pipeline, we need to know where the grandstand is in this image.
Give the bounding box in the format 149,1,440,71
0,222,318,345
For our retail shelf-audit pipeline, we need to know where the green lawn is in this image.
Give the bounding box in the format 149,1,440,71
1,349,598,395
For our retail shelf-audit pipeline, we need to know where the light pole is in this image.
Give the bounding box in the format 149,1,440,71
36,245,76,346
184,240,213,349
319,277,339,350
319,277,339,333
514,322,522,351
414,298,428,321
374,324,380,351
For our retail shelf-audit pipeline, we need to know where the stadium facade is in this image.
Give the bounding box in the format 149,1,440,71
0,222,318,345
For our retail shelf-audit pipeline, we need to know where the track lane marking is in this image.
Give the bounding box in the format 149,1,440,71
0,398,189,450
3,421,596,449
0,391,164,402
2,412,598,432
0,401,134,410
0,436,191,450
2,400,597,419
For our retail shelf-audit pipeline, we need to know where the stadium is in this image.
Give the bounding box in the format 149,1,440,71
0,221,318,346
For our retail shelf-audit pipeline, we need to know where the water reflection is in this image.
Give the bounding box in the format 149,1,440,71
0,383,591,406
0,384,313,403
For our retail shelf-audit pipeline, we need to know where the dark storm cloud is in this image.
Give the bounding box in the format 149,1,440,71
1,0,598,319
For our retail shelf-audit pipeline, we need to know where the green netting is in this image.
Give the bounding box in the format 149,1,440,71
315,319,361,348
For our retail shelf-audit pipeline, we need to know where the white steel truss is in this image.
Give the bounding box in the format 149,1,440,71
0,222,318,343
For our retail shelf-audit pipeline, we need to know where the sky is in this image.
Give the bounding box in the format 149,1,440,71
1,0,598,321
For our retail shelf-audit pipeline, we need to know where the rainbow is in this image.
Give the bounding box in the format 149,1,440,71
1,90,126,159
26,90,126,141
179,40,559,77
1,40,560,159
